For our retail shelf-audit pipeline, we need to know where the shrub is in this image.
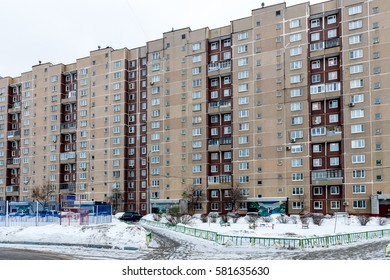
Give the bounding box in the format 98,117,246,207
290,216,298,224
312,213,325,226
200,214,208,223
227,212,240,223
262,216,273,223
357,215,371,226
276,214,290,224
379,217,387,226
245,214,259,224
179,214,193,225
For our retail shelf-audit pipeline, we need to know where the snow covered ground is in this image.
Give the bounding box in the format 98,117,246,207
0,213,389,260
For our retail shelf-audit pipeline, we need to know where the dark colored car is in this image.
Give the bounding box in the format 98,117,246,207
119,211,142,222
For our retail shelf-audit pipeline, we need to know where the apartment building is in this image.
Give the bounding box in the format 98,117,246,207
0,0,389,216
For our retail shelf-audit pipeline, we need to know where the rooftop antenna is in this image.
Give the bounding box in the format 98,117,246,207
261,2,265,8
39,60,41,64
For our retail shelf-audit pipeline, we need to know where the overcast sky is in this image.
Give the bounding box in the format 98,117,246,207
0,0,324,77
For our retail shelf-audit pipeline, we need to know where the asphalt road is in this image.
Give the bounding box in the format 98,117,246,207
0,247,72,260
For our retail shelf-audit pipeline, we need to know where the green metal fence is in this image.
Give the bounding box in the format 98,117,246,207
140,218,390,250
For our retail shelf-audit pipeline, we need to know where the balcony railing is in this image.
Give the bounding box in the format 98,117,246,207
325,38,340,48
312,169,343,180
310,82,340,94
7,130,20,138
208,137,232,147
208,99,232,109
60,152,76,161
7,158,20,165
61,122,77,130
208,60,231,72
208,175,232,184
59,182,76,192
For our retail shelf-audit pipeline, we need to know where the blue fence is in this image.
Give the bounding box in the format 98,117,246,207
0,201,112,227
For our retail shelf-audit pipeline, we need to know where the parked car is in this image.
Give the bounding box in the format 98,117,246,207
119,211,142,222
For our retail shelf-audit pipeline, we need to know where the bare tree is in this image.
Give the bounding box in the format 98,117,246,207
227,183,244,212
181,185,203,215
107,188,123,213
31,181,55,211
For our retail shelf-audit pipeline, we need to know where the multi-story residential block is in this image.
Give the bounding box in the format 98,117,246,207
0,0,389,216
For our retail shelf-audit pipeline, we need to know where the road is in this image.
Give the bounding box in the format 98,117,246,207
0,247,72,260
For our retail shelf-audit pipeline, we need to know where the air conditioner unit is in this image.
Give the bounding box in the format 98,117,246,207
286,146,291,150
343,201,349,206
150,81,154,85
349,102,355,107
290,138,296,143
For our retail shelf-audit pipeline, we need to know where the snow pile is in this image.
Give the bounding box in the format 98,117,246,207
0,217,154,250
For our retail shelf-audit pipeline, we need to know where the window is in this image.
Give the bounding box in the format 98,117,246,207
350,64,363,74
291,145,303,153
290,33,302,42
290,61,302,70
351,93,364,103
292,202,303,210
237,45,248,53
353,200,366,209
349,20,363,30
311,74,321,83
290,19,301,28
351,124,364,134
353,185,366,194
237,31,249,41
290,75,302,84
351,109,364,119
349,5,362,15
313,158,322,167
351,139,365,149
328,29,337,38
349,34,362,45
352,154,365,164
291,158,303,167
331,201,340,209
311,32,320,41
328,57,337,66
290,88,302,97
292,187,304,195
290,47,302,56
350,49,363,59
350,79,364,89
192,42,201,51
327,15,337,24
292,173,303,181
290,102,302,111
352,170,365,178
329,142,339,152
311,19,320,28
311,60,320,69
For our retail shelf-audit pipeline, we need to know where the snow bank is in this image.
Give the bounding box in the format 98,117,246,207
0,217,154,249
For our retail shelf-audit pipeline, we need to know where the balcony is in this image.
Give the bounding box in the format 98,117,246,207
208,137,232,151
60,152,76,162
208,60,231,73
6,185,20,193
310,39,340,56
61,122,77,132
208,99,232,114
312,169,343,185
7,158,20,166
61,91,77,103
8,102,21,112
207,175,232,187
7,130,20,139
59,182,76,192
